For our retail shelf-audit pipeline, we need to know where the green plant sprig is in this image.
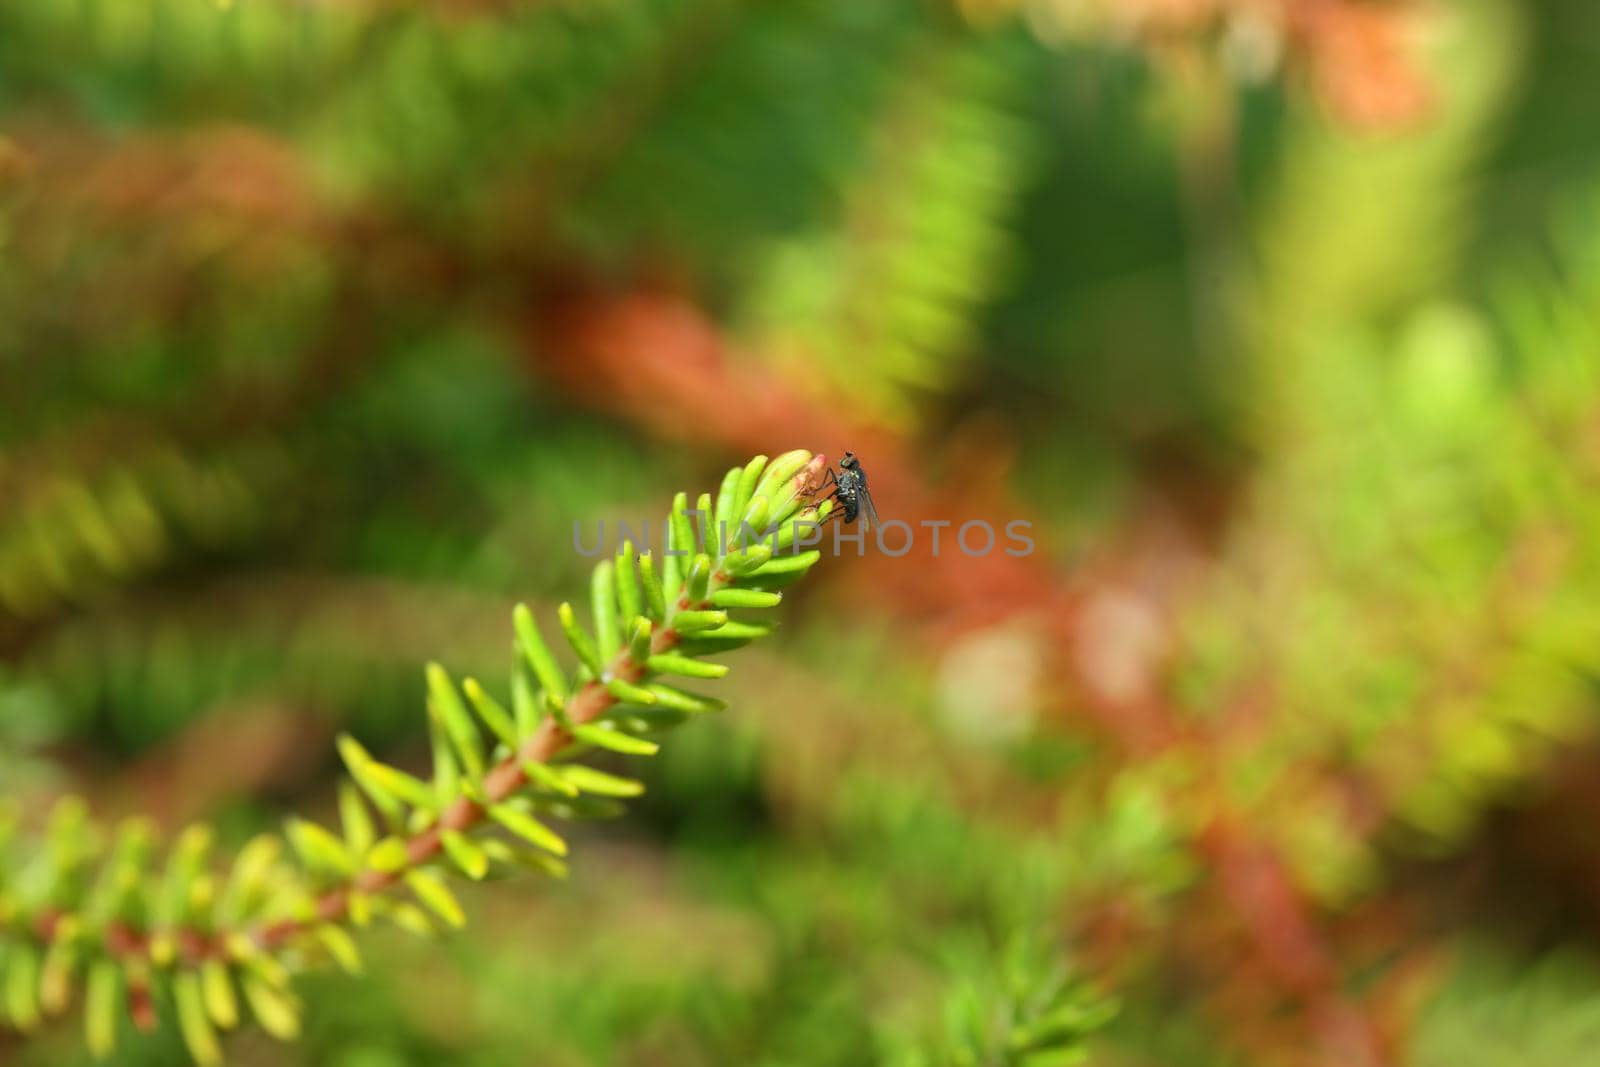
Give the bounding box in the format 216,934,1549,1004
0,450,833,1064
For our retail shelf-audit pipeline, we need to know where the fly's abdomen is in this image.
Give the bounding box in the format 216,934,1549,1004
836,472,863,523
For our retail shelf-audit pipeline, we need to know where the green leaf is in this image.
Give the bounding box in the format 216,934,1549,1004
591,559,620,661
336,735,404,820
558,602,604,676
754,448,813,504
487,804,569,856
481,839,569,880
187,876,217,923
40,928,78,1014
522,758,580,797
731,454,768,533
710,588,782,609
671,609,728,633
405,869,467,928
174,972,224,1067
645,653,729,679
628,615,653,664
513,603,570,702
510,667,541,738
316,924,364,974
201,959,239,1030
738,495,771,545
463,677,519,747
218,834,281,926
572,723,660,756
605,677,657,705
673,491,700,559
286,818,355,877
4,942,40,1031
429,702,462,806
339,784,376,856
647,685,726,715
695,491,714,543
686,553,713,603
664,492,692,604
559,765,646,797
84,960,120,1056
615,541,642,622
713,466,743,554
441,829,489,880
159,824,214,926
675,620,775,655
773,506,829,553
45,796,92,874
366,836,411,873
363,760,440,812
243,949,292,991
428,663,485,781
388,901,435,938
751,548,822,577
242,975,301,1040
720,543,774,577
593,705,690,733
758,449,816,519
637,552,667,621
91,818,156,918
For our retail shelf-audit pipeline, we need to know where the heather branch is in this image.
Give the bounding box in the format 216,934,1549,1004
0,451,832,1063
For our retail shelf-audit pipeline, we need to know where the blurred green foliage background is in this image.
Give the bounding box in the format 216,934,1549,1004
4,0,1600,1063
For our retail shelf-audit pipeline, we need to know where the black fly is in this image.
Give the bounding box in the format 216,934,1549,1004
815,451,880,531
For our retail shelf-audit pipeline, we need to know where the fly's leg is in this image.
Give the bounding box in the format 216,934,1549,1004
799,465,849,529
815,496,852,528
808,466,841,502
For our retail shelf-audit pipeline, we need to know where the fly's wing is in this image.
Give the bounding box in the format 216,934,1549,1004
857,482,881,532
